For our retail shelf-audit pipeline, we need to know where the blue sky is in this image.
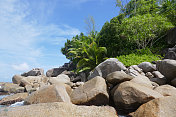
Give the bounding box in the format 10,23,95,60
0,0,119,82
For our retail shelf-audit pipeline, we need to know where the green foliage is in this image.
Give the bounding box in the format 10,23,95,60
76,41,107,72
61,33,90,62
61,0,176,74
121,14,174,49
98,13,174,57
159,0,176,26
61,33,107,73
117,48,162,66
116,0,160,17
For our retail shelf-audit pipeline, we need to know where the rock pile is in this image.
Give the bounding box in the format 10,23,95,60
1,58,176,117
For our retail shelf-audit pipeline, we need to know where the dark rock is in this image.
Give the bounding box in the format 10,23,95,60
46,68,66,77
61,70,77,80
156,59,176,81
138,62,156,73
164,51,176,60
150,77,167,85
171,78,176,87
46,61,76,77
167,27,176,45
21,68,44,77
163,45,176,60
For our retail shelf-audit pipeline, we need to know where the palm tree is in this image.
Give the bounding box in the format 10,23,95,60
76,38,107,73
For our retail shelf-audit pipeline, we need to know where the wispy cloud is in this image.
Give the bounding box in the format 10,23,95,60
0,0,80,81
12,63,30,71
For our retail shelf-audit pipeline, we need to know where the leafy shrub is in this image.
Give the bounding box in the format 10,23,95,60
98,13,174,57
121,14,174,49
117,48,162,66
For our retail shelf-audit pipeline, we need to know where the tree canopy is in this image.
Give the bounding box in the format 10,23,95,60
61,0,175,73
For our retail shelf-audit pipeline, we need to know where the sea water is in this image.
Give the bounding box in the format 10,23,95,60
0,95,9,108
0,95,24,109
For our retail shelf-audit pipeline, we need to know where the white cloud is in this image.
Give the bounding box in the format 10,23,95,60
0,0,80,81
0,0,80,60
12,63,30,71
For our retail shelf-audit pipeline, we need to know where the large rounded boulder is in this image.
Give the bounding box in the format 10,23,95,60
113,81,163,110
138,62,156,73
106,71,134,85
0,102,118,117
71,76,109,106
130,96,176,117
156,59,176,81
88,58,126,80
24,84,71,105
154,85,176,97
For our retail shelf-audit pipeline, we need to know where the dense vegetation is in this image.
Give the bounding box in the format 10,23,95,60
61,0,176,73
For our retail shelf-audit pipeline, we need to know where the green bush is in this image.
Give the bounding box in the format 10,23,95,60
98,13,174,57
117,49,162,67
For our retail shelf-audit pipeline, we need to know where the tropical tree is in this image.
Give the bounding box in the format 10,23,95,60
76,39,107,72
121,14,174,49
159,0,176,25
61,32,107,73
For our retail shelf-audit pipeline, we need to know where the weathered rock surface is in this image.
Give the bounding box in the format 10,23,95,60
24,76,46,84
46,68,66,77
72,72,87,82
138,62,156,73
130,75,153,88
24,84,71,105
167,27,176,44
21,68,44,77
131,65,143,74
0,93,28,105
130,96,176,117
164,45,176,60
61,70,77,80
164,50,176,60
125,66,145,77
1,83,25,93
12,75,23,84
113,81,163,110
106,71,134,85
25,85,33,93
171,78,176,87
19,79,32,87
145,72,154,79
88,58,126,80
49,74,70,85
156,59,176,81
13,75,49,88
152,71,165,78
150,77,167,85
71,76,109,106
154,85,176,96
0,102,118,117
